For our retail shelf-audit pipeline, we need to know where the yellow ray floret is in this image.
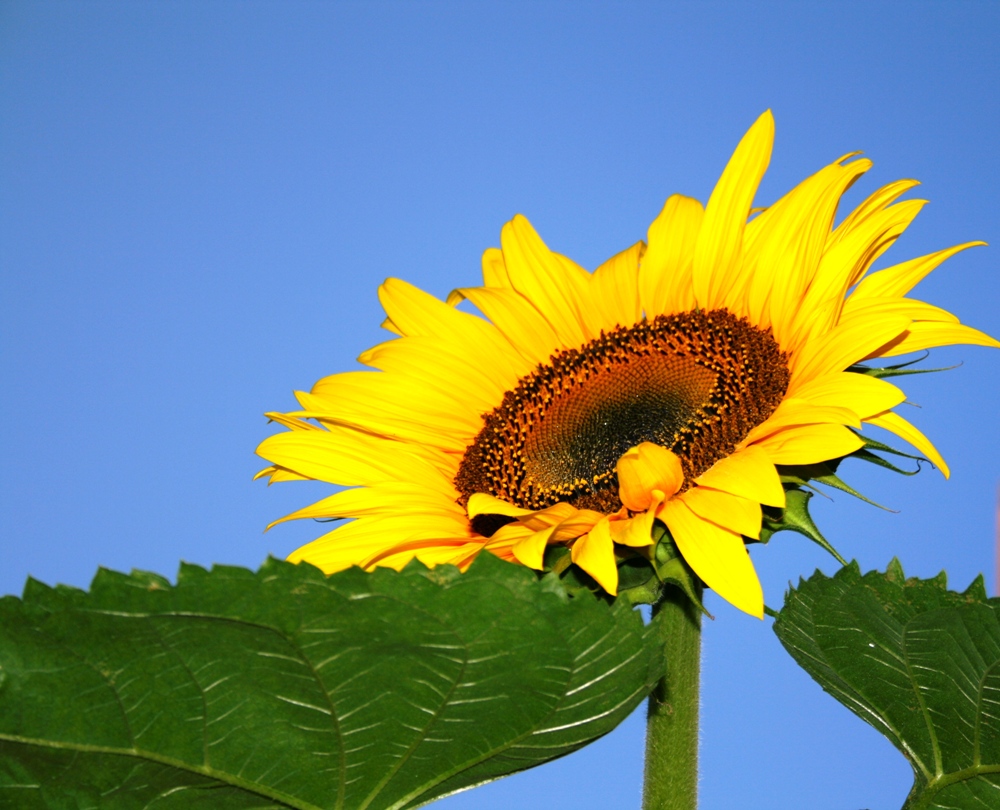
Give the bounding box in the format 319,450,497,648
258,110,998,617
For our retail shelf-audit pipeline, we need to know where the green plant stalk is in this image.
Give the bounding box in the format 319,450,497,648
642,583,702,810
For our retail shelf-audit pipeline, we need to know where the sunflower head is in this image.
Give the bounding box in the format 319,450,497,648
257,111,998,618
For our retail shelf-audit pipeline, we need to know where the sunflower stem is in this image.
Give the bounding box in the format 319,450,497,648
642,582,702,810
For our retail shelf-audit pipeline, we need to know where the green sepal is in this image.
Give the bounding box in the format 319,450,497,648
853,429,928,464
761,487,848,565
850,447,920,476
648,522,711,616
847,351,958,379
541,523,708,614
542,543,574,576
780,460,895,511
540,545,663,605
614,563,663,607
774,560,1000,809
616,552,661,600
541,545,607,601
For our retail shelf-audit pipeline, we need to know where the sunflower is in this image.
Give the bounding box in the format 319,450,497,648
256,111,997,617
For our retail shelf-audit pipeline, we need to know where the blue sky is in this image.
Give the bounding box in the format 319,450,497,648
2,2,998,808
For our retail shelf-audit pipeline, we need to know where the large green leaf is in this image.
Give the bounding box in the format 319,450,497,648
0,553,663,809
773,560,1000,809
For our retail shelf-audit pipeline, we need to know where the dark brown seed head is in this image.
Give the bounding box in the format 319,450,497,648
455,309,789,516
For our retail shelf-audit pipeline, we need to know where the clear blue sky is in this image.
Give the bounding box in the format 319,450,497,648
2,2,998,808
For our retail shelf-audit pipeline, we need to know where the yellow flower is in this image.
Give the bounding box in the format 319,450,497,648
256,111,998,617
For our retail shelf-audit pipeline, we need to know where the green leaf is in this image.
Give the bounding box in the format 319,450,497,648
0,554,664,810
773,561,1000,809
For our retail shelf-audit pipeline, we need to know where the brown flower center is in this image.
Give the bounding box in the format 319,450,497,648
455,309,789,522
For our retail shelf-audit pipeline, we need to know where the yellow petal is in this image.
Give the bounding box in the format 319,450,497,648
640,194,704,317
480,530,520,560
310,371,480,432
680,487,762,539
826,178,920,248
362,540,488,573
616,442,684,511
790,312,911,382
741,399,861,445
609,493,662,547
279,409,458,483
511,525,559,570
416,542,489,571
550,510,605,543
840,295,959,326
793,198,926,344
267,482,463,530
500,214,590,348
742,158,870,336
290,410,462,454
850,241,986,301
288,513,470,574
789,372,905,420
865,410,949,478
571,518,618,595
554,252,594,290
694,445,785,507
692,110,774,310
254,464,277,481
481,246,511,288
482,503,590,553
358,335,514,408
660,499,763,618
467,492,534,519
363,535,482,572
840,198,925,289
517,502,581,531
296,386,472,452
456,285,562,366
755,423,864,466
378,277,526,381
255,465,311,484
256,428,449,488
263,411,322,432
876,321,1000,358
588,241,643,331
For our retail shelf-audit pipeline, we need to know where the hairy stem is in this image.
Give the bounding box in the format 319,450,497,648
642,583,702,810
